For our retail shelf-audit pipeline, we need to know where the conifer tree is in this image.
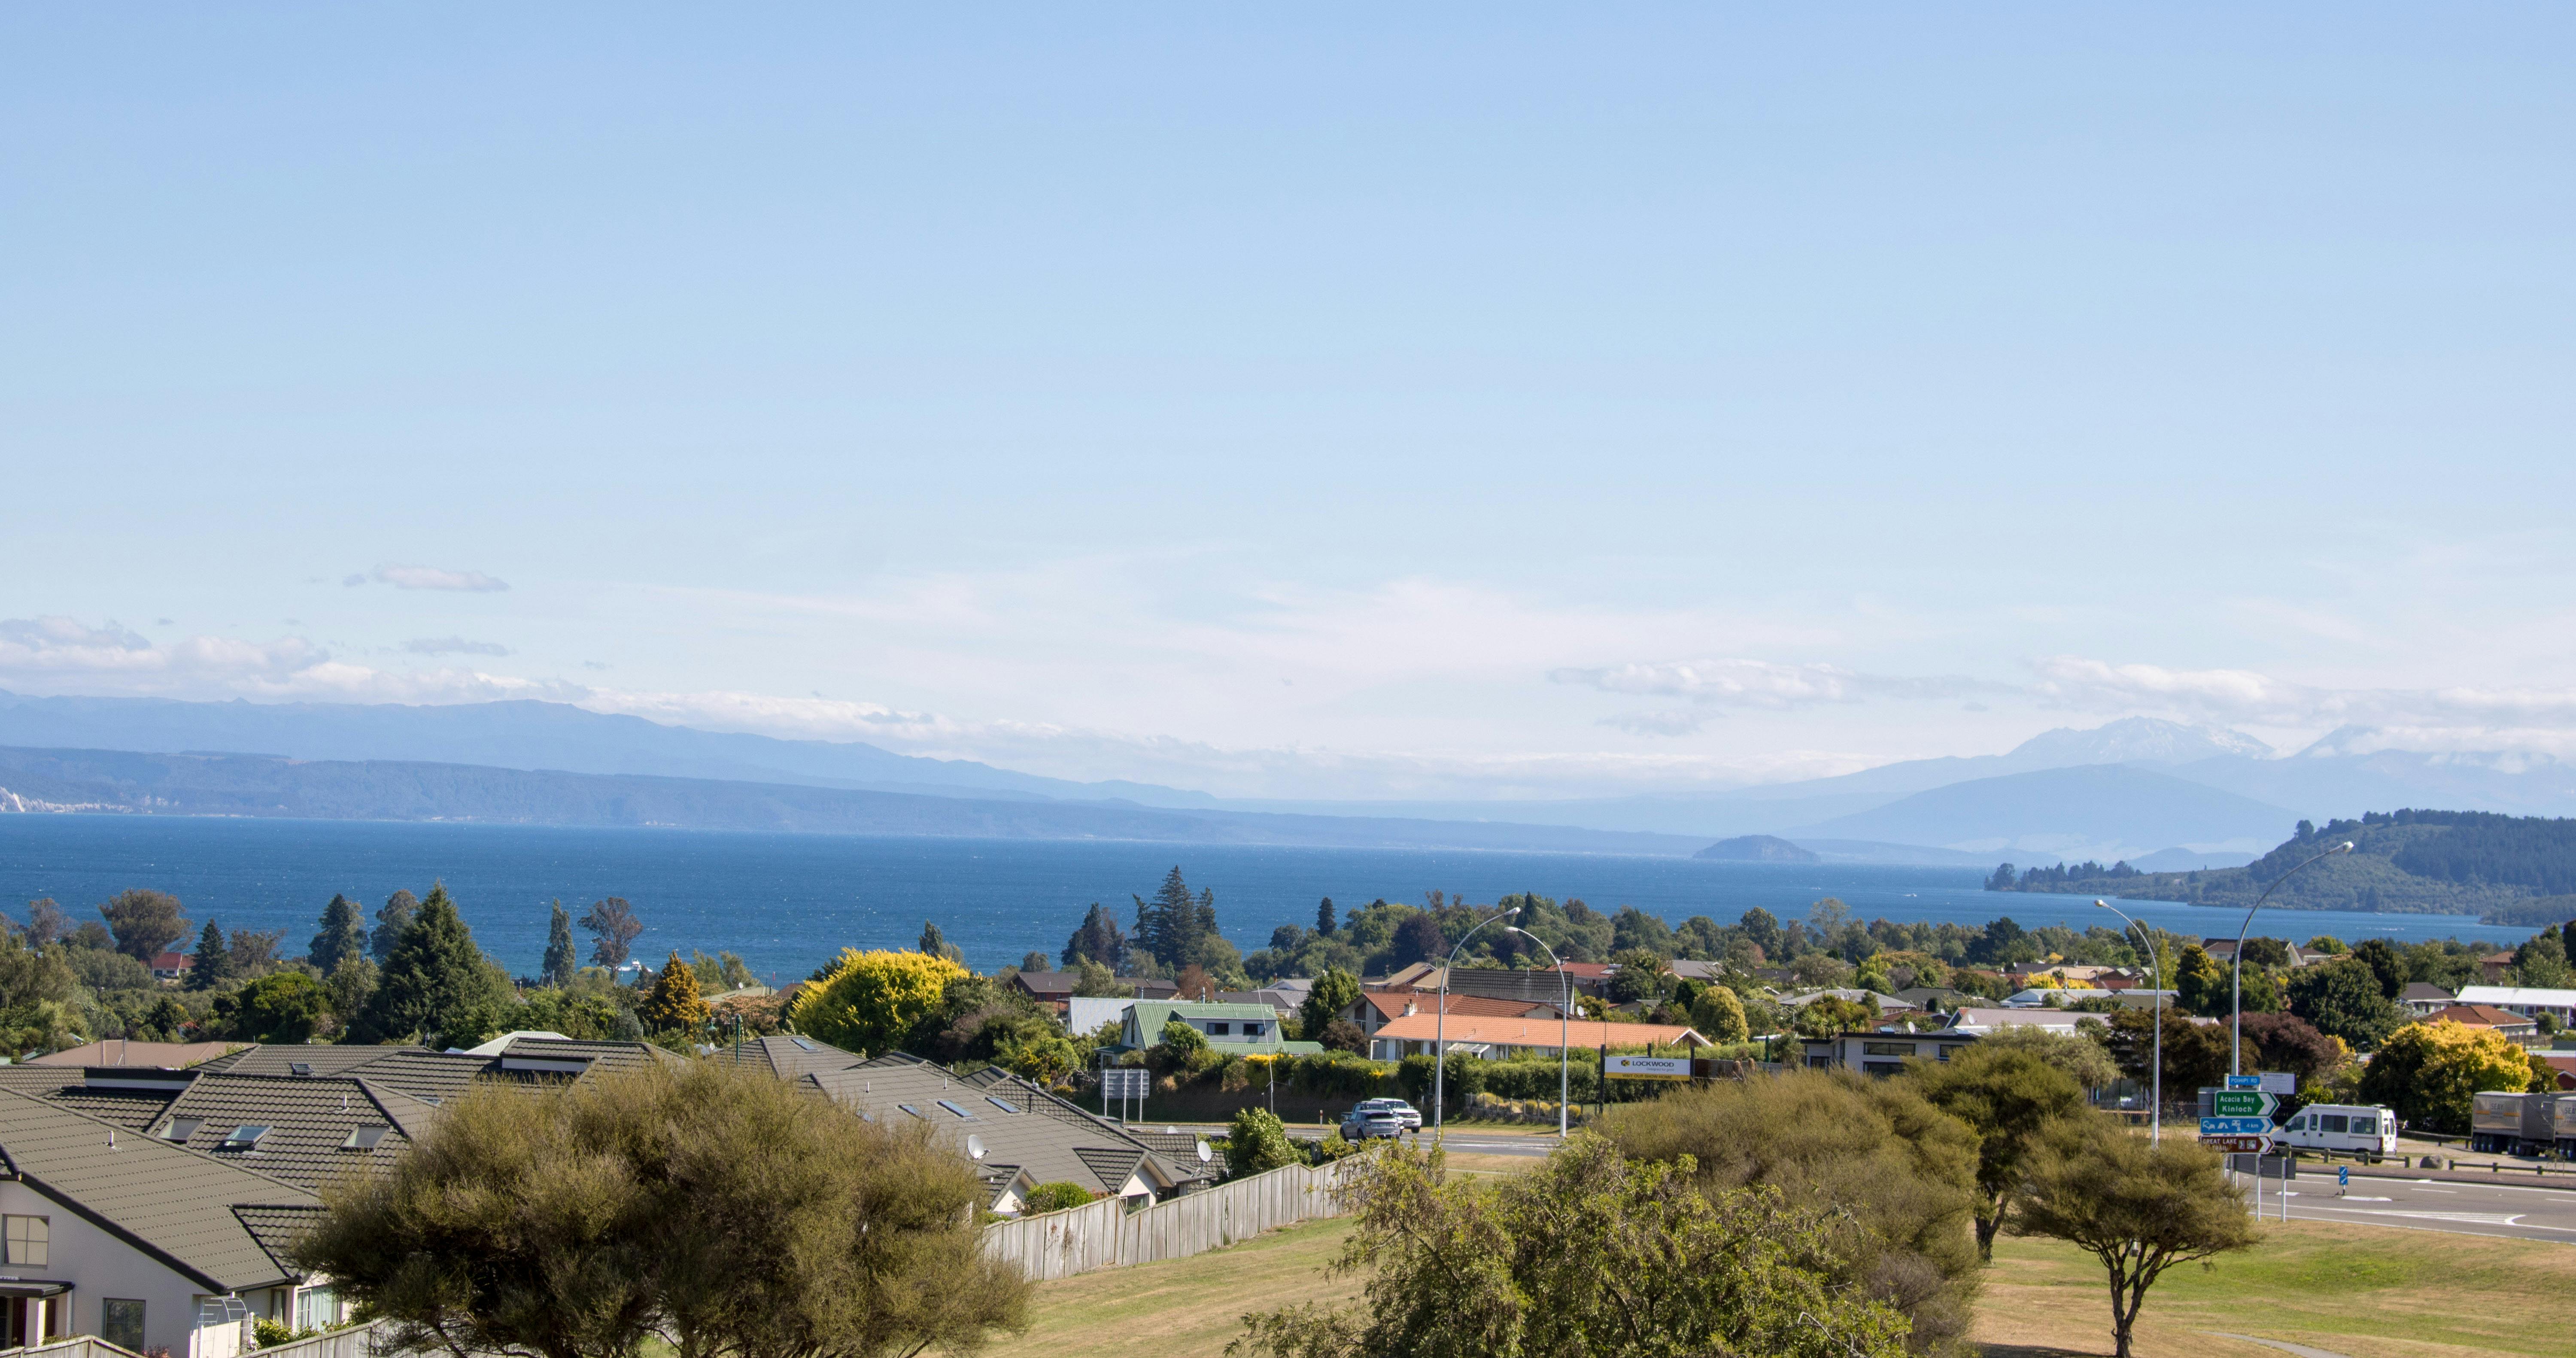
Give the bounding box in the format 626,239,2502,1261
541,900,577,987
1315,896,1337,937
639,949,710,1032
352,884,506,1046
917,921,962,963
372,889,419,963
1061,904,1127,969
310,894,368,975
1132,866,1217,969
188,920,233,991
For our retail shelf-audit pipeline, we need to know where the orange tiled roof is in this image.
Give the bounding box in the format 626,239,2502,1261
2428,1004,2533,1027
1370,1013,1704,1048
1354,992,1555,1021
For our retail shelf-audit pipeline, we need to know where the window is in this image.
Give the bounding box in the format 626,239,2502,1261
1861,1060,1905,1076
896,1104,927,1119
294,1288,338,1332
935,1100,975,1119
1244,1023,1264,1037
1861,1042,1915,1057
160,1118,202,1142
2321,1115,2348,1133
984,1097,1024,1115
4,1215,46,1267
2350,1115,2377,1135
1207,1022,1231,1036
102,1301,144,1352
790,1037,818,1052
342,1125,390,1150
221,1125,271,1150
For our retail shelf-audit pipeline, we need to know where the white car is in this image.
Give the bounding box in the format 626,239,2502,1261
2275,1103,2398,1162
1354,1097,1422,1130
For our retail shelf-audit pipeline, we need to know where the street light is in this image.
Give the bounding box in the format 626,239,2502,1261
1505,927,1574,1140
1434,906,1520,1141
2095,899,2163,1143
2232,841,2355,1076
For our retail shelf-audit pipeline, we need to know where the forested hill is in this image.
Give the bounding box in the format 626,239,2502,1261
1988,809,2576,918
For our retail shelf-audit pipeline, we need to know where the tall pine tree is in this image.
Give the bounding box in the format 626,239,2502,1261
372,889,419,963
1131,867,1218,969
541,900,577,987
187,920,232,991
1061,904,1127,969
309,894,368,975
352,884,506,1046
1315,897,1337,937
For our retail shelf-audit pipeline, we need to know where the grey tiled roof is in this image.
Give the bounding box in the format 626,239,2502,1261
0,1090,317,1292
232,1204,328,1278
714,1035,866,1082
802,1062,1214,1202
149,1074,440,1192
196,1045,426,1079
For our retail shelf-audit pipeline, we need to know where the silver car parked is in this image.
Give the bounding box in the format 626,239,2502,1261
1354,1097,1422,1130
1341,1108,1404,1141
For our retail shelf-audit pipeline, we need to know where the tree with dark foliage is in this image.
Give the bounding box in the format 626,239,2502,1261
100,888,189,963
1061,902,1128,970
579,897,644,970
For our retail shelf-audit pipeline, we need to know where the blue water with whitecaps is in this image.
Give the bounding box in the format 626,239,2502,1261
0,814,2527,984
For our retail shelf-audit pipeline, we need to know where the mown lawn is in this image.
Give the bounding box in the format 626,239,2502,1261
976,1215,1361,1358
1975,1220,2576,1358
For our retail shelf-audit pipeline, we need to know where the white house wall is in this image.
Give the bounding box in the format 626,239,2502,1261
0,1180,255,1358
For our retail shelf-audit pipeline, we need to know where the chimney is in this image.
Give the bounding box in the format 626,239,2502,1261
1403,999,1417,1017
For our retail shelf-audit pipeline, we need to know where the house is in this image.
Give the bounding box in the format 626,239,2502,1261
1118,1002,1319,1054
147,952,191,984
2199,939,2327,969
1372,963,1606,1002
801,1056,1217,1212
2422,1003,2538,1042
1942,1007,2104,1037
1338,991,1564,1045
1546,961,1619,984
2454,985,2576,1028
1895,986,1974,1013
2479,951,2518,983
1365,1014,1706,1062
0,1088,340,1357
1213,988,1303,1019
2534,1053,2576,1091
1065,996,1135,1037
1666,960,1728,984
1005,971,1080,1012
1800,1029,1980,1075
2400,982,2456,1017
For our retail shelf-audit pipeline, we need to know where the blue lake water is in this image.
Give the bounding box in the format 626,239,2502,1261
0,815,2528,984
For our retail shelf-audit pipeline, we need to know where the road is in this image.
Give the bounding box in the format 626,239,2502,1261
2247,1173,2576,1243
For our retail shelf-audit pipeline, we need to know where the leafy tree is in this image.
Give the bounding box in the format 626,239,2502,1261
1908,1046,2087,1259
1690,984,1750,1042
2173,945,2230,1017
1602,1069,1980,1351
1018,950,1050,972
541,900,577,988
1300,969,1363,1041
309,894,368,975
578,897,644,970
326,957,378,1030
995,1028,1081,1086
638,950,711,1033
100,888,189,962
228,928,284,976
1609,905,1677,958
1158,1018,1210,1058
2359,1019,2541,1133
908,973,1053,1066
292,1058,1030,1358
1070,958,1133,997
187,920,232,991
2349,937,2406,999
2286,957,2406,1051
2303,935,2347,956
1315,896,1337,936
215,971,330,1043
1737,907,1783,960
1390,913,1446,968
917,921,963,963
787,949,967,1057
371,889,418,963
1060,903,1127,970
0,933,84,1054
1969,1024,2120,1091
1174,963,1216,1001
2514,929,2576,988
2238,937,2293,970
1231,1136,1910,1358
1606,949,1671,1005
24,899,68,948
1320,1019,1367,1054
2008,1118,2257,1358
350,886,511,1047
2099,1007,2229,1098
1791,995,1875,1038
1225,1107,1301,1178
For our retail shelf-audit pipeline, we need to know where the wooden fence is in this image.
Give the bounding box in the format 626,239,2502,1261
982,1156,1367,1282
247,1324,386,1358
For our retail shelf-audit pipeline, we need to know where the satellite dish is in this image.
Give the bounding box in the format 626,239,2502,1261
966,1134,987,1161
1196,1139,1213,1164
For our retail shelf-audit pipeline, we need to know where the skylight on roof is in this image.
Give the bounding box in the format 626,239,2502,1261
221,1126,270,1149
936,1100,975,1119
159,1118,201,1142
897,1104,927,1119
984,1096,1024,1115
789,1037,818,1052
341,1125,389,1151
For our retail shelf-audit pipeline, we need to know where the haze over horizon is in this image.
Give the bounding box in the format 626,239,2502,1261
8,8,2575,802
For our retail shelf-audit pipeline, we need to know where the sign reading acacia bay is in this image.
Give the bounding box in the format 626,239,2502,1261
1604,1055,1693,1081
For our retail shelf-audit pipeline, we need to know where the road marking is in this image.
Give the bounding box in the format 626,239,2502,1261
2305,1207,2526,1224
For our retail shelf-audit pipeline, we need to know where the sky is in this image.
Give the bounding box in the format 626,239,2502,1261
4,6,2575,800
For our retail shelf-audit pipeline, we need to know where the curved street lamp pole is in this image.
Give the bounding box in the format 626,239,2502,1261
1505,926,1574,1140
1434,906,1521,1142
2232,841,2355,1076
2095,899,2163,1143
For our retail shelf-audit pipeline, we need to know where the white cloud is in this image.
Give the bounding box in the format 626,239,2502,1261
403,637,512,656
0,615,564,705
372,564,509,592
1550,658,2003,711
1596,710,1711,737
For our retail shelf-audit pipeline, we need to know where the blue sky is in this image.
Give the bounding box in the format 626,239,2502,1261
5,6,2574,798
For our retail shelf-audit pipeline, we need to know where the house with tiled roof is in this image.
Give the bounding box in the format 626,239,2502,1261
2423,1003,2539,1041
2400,981,2456,1017
1337,990,1565,1045
1365,1013,1707,1062
0,1088,340,1356
2457,985,2576,1028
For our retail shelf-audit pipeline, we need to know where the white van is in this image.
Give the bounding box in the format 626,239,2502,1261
2276,1103,2399,1161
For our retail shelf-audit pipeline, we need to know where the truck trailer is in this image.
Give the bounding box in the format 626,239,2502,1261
2471,1090,2555,1156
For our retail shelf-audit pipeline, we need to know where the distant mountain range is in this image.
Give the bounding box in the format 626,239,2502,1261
4,691,2572,880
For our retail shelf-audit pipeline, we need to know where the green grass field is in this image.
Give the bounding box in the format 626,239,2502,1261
980,1209,2576,1358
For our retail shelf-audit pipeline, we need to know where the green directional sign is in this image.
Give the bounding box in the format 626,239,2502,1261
2211,1090,2278,1118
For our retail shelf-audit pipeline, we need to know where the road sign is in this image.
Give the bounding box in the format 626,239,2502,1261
2225,1075,2262,1090
2258,1071,2296,1094
2200,1115,2273,1136
1605,1055,1692,1081
2203,1135,2272,1154
1100,1068,1151,1100
2211,1091,2279,1118
2337,1165,2350,1188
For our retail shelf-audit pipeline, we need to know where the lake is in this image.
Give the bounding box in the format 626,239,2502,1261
0,814,2528,983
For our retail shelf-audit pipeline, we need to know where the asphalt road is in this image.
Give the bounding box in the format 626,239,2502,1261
2248,1173,2576,1243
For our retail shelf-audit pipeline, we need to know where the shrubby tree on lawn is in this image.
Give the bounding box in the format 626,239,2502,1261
1908,1044,2088,1259
1230,1136,1910,1358
293,1058,1029,1358
1225,1107,1300,1178
2009,1117,2257,1358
